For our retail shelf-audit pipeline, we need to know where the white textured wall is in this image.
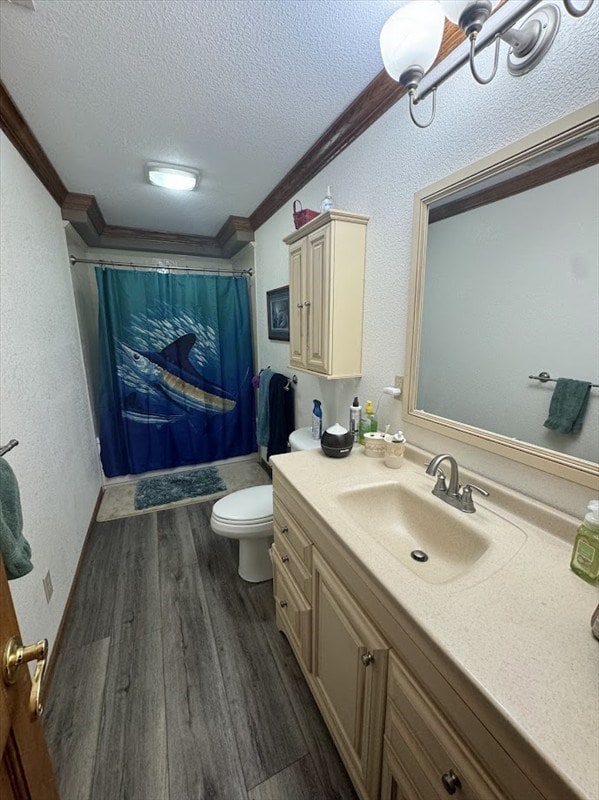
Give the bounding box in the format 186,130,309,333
0,133,101,651
420,166,599,462
254,7,599,516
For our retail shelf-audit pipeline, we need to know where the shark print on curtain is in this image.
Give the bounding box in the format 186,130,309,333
96,267,256,477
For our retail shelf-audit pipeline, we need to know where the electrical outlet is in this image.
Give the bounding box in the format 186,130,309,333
42,570,53,604
394,375,404,394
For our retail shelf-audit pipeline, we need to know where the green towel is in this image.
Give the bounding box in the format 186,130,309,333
543,378,591,434
0,457,33,580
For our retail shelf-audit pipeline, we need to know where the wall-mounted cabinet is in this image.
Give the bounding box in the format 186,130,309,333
283,210,369,379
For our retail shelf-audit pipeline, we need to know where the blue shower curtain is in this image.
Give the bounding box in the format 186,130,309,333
96,267,256,477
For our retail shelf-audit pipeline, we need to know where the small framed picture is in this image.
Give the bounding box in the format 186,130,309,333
267,285,290,341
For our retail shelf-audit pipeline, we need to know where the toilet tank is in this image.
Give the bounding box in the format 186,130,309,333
289,427,321,452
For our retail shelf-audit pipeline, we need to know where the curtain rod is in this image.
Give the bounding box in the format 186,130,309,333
69,255,253,277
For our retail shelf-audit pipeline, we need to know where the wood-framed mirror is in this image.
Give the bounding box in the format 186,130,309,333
404,101,599,489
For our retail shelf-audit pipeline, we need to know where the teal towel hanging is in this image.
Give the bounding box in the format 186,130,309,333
543,378,591,434
0,457,33,580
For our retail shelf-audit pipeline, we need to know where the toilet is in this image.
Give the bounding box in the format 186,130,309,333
210,427,320,582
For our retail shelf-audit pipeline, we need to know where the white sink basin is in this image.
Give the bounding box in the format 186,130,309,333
337,480,527,585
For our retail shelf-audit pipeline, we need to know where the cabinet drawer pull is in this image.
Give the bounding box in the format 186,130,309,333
441,770,462,795
281,555,290,563
280,525,289,534
279,600,288,608
361,651,375,667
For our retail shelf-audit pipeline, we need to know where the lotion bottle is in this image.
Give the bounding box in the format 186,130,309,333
570,500,599,585
349,397,361,443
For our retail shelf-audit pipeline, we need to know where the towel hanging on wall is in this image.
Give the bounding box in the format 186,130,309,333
0,457,33,580
543,378,591,434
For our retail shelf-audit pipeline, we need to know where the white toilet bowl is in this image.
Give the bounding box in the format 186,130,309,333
210,484,274,582
211,429,320,582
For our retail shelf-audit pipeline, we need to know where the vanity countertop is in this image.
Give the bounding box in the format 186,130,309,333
270,446,599,800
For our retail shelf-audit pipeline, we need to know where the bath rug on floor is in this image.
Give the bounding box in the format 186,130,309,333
134,467,227,510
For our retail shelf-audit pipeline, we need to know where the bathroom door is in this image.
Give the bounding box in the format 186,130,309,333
0,558,59,799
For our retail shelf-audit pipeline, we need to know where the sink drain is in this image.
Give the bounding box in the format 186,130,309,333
411,550,429,562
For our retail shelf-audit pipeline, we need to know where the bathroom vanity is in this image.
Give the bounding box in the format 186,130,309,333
270,447,599,800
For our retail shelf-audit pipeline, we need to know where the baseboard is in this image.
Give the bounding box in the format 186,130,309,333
43,486,104,695
259,457,272,478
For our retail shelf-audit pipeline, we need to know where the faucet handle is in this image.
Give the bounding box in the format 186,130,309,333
425,463,447,494
460,483,489,513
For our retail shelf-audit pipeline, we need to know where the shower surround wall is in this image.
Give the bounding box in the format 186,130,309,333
254,8,599,518
0,132,101,652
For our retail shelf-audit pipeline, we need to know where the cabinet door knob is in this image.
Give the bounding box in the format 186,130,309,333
361,651,375,667
279,600,288,608
441,770,462,795
297,303,304,309
304,300,311,307
281,555,290,563
280,526,288,534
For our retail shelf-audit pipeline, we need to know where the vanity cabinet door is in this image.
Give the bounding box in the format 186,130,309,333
311,551,388,800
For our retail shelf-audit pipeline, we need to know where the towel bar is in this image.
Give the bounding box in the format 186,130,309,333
529,372,598,388
0,439,19,457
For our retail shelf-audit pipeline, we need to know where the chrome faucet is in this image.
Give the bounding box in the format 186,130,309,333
425,454,489,513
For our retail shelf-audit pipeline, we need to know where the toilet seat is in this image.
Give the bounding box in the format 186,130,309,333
211,485,273,531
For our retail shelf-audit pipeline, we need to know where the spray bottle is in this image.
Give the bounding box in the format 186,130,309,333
312,400,323,440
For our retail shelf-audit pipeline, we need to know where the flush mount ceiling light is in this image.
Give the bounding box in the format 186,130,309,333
380,0,594,129
145,162,200,191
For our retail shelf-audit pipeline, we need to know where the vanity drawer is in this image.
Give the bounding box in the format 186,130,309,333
272,532,312,600
273,549,312,670
273,500,312,569
386,652,543,800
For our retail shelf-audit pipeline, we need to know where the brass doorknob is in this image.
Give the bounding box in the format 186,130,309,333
3,635,48,719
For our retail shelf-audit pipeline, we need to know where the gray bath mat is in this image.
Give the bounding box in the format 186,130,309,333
134,466,227,510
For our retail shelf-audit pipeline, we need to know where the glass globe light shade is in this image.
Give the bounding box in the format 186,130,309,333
380,0,446,83
440,0,500,28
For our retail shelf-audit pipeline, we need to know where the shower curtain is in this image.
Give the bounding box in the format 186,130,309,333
96,267,256,477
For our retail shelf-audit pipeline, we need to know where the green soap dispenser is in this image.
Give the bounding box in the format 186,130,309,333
570,500,599,585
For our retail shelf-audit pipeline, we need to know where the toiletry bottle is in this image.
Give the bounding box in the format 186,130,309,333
312,399,323,440
349,397,361,443
570,500,599,585
320,185,334,213
359,400,378,445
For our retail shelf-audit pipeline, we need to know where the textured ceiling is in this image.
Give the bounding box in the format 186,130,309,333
0,0,405,236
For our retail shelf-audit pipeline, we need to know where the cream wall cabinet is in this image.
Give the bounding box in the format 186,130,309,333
271,470,578,800
284,210,369,378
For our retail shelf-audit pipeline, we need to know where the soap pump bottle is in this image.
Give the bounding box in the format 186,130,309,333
359,400,378,445
570,500,599,585
349,397,361,443
320,185,334,213
312,399,323,440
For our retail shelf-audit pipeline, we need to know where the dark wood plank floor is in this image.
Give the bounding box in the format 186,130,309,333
44,499,358,800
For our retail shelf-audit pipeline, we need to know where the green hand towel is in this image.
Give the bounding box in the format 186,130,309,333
543,378,591,434
0,457,33,580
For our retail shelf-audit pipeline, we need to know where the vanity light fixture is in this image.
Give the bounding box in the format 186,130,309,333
145,162,200,191
380,0,594,129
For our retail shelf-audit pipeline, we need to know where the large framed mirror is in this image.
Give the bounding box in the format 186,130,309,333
404,102,599,489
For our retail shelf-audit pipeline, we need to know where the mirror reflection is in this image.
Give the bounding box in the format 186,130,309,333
407,111,599,482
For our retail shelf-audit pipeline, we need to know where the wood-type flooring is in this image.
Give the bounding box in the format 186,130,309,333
44,501,358,800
